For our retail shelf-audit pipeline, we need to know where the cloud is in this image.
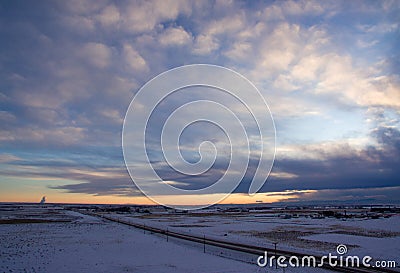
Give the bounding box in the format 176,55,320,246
356,39,379,48
49,168,139,197
358,23,399,34
0,151,139,197
122,43,149,72
0,0,399,203
270,186,400,203
58,124,398,196
96,5,120,27
99,108,124,125
9,126,87,147
59,0,108,15
0,154,21,163
158,26,192,47
291,54,326,82
260,126,400,192
121,0,191,33
193,12,246,55
193,34,220,55
269,171,299,179
80,42,112,69
281,0,326,16
0,111,16,123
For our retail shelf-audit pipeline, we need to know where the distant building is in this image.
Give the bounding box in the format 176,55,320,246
39,196,46,204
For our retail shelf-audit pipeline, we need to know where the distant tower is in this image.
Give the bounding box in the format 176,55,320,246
40,196,46,204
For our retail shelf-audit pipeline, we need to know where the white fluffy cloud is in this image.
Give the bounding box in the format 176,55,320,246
193,13,246,55
122,43,148,72
158,26,192,46
193,34,219,55
122,0,191,33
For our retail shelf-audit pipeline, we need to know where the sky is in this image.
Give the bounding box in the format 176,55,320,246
0,0,399,205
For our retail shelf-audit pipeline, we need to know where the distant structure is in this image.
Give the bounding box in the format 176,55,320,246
39,196,46,204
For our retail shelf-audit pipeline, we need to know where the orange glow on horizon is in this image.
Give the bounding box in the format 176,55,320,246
0,190,316,206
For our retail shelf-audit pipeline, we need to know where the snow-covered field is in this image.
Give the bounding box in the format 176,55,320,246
116,210,400,267
1,205,333,273
1,204,398,272
0,206,261,273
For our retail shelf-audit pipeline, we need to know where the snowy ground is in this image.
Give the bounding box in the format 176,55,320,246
1,204,398,272
116,211,400,268
0,205,330,273
0,208,255,272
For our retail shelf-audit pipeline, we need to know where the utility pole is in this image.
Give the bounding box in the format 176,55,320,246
203,235,206,253
273,242,278,269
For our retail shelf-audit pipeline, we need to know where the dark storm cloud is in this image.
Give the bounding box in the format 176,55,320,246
256,126,400,193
